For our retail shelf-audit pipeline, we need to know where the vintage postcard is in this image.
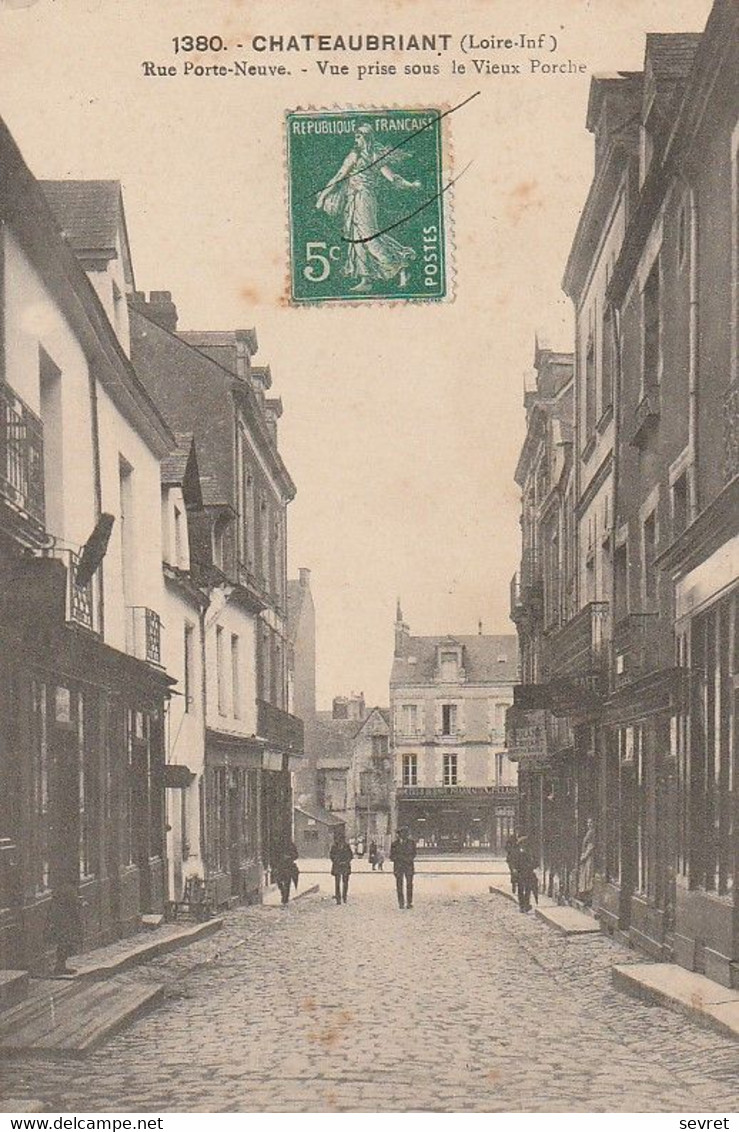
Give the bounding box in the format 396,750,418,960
0,0,736,1120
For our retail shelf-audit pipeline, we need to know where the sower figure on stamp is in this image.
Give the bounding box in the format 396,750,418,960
390,825,416,909
315,123,421,293
329,827,353,905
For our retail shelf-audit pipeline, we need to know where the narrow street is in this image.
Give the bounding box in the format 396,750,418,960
3,864,739,1113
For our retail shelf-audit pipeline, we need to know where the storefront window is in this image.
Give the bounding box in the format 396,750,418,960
690,593,735,895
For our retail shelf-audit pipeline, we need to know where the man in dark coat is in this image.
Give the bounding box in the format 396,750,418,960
329,828,353,904
274,837,299,907
516,837,538,913
390,826,416,909
505,832,520,894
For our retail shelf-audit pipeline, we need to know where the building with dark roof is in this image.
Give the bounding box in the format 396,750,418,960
293,697,392,857
390,606,518,853
129,293,303,902
0,122,179,969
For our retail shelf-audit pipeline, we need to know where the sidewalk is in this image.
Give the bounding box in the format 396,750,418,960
0,915,225,1058
492,875,739,1040
613,962,739,1041
488,875,600,936
68,915,224,980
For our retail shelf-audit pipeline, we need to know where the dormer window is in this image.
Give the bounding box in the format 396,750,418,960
439,650,459,681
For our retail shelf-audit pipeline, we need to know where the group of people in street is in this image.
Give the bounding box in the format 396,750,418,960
272,827,416,909
330,827,416,908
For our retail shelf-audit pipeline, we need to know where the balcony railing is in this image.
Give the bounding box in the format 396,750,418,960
39,547,97,632
724,382,739,484
257,699,304,754
128,606,163,666
543,601,611,686
510,549,543,620
612,611,662,689
0,381,45,527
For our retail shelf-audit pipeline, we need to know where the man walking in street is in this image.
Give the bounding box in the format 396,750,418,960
274,835,299,907
390,825,416,909
329,827,353,904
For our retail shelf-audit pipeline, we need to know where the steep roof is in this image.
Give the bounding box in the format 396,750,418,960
644,33,702,82
391,634,518,686
0,124,172,457
40,179,135,286
313,713,361,768
356,706,391,734
161,433,203,508
295,802,344,828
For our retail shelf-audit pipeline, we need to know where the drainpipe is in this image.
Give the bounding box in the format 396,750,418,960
199,596,209,880
688,183,699,518
88,370,105,635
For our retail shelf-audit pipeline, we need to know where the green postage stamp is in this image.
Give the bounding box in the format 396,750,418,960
286,108,448,304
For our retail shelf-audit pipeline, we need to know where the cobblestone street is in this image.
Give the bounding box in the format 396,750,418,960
3,868,739,1113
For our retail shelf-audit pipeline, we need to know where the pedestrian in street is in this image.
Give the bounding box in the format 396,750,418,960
390,825,416,909
516,837,538,913
376,848,385,871
505,831,520,894
329,828,353,904
369,839,378,870
274,837,299,907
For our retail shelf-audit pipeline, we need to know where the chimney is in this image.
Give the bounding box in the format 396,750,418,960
332,696,348,720
264,397,283,445
131,290,178,333
478,620,483,635
299,567,311,588
394,599,410,657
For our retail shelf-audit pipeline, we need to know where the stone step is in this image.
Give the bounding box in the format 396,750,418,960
69,915,223,980
0,976,164,1058
535,905,601,936
612,961,739,1040
0,970,29,1009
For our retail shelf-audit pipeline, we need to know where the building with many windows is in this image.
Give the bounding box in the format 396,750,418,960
391,607,518,853
508,344,577,897
0,131,176,969
508,0,739,987
129,298,304,899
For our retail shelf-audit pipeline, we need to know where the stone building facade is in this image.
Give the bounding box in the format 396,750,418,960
392,607,518,853
508,0,739,987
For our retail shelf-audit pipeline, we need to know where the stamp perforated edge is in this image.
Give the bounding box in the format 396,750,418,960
282,102,457,309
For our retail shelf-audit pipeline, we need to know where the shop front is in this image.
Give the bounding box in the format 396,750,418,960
204,731,263,908
395,786,518,854
0,554,172,971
